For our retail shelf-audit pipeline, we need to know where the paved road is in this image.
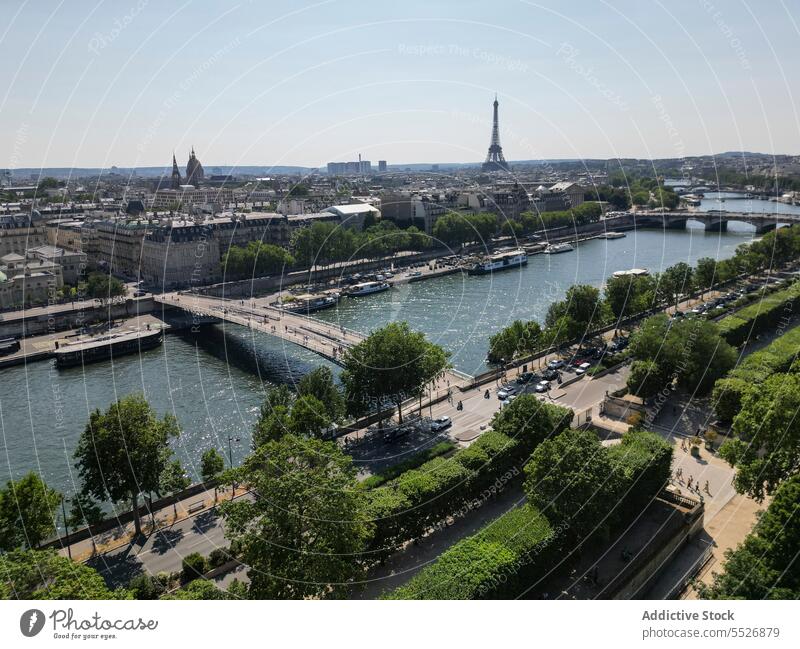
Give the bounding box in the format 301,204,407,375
87,503,233,587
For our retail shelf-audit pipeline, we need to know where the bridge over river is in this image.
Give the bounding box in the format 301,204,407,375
156,293,472,389
618,209,800,234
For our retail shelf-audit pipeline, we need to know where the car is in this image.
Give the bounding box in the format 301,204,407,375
575,362,592,375
497,385,517,400
547,359,566,370
516,371,536,384
541,368,559,381
672,310,685,318
133,289,147,297
534,381,551,393
430,416,452,432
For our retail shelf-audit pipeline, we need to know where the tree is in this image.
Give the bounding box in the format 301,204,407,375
160,460,190,518
161,579,232,600
720,373,800,501
200,448,225,484
0,549,129,599
83,272,126,305
660,262,694,309
627,359,667,399
74,394,180,537
219,435,373,599
628,315,735,395
604,274,655,320
66,492,105,555
0,472,61,550
694,257,717,298
486,320,541,364
524,428,615,540
340,322,449,423
698,473,800,599
252,405,291,448
288,395,332,439
490,396,573,452
298,367,345,422
200,448,225,502
546,284,606,341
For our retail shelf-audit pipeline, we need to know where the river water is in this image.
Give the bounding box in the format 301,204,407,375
0,222,770,494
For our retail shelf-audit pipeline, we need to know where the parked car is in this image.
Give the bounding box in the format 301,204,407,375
575,362,592,375
541,368,560,381
547,359,566,370
534,380,551,393
430,416,452,432
516,371,536,384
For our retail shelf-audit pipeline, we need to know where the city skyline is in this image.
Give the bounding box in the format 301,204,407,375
1,0,799,168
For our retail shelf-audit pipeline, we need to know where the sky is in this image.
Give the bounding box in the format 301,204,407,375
1,0,799,169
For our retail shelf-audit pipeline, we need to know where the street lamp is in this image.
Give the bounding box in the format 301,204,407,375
227,435,241,497
60,495,71,559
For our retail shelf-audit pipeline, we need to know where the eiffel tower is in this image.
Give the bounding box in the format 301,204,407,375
482,95,509,172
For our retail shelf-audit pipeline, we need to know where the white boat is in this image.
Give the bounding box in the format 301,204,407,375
468,249,528,275
347,281,390,296
544,243,574,254
523,241,548,253
599,232,626,240
612,268,650,278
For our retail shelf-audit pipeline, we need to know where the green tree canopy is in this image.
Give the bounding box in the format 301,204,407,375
74,394,180,536
0,549,129,600
720,373,800,501
340,322,449,423
297,367,345,422
0,472,61,550
219,435,373,599
83,272,126,304
698,473,800,599
524,428,615,539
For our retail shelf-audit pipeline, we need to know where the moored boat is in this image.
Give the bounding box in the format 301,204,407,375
346,281,391,296
55,328,163,368
544,242,574,254
468,249,528,275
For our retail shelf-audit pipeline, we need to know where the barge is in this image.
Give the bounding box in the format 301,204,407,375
55,328,163,368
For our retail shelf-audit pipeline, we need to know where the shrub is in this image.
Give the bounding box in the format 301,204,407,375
387,428,672,600
359,440,456,489
717,281,800,345
712,324,800,422
386,505,555,599
128,573,165,600
365,400,572,554
181,552,209,583
208,547,233,569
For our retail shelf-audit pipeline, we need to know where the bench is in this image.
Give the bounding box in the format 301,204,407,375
187,500,205,514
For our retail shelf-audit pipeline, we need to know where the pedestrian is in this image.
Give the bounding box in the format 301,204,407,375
704,480,710,494
687,476,693,488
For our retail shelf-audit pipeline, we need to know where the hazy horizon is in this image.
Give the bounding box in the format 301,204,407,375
2,0,799,168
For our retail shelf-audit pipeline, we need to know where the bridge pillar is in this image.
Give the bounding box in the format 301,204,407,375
754,222,777,235
663,218,687,230
704,219,728,232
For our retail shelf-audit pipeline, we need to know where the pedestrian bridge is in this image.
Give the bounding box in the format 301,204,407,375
155,293,472,386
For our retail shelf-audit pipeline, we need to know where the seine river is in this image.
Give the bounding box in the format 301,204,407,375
0,219,782,494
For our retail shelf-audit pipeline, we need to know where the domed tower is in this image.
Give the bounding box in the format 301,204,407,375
170,152,182,189
186,146,205,186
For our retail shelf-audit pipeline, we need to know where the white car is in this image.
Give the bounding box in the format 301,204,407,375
575,362,592,375
547,359,566,370
534,381,551,393
430,416,452,432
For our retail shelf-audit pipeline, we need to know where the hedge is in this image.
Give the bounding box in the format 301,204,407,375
717,281,800,345
365,398,572,554
712,323,800,422
386,429,672,599
385,505,555,599
359,440,456,489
